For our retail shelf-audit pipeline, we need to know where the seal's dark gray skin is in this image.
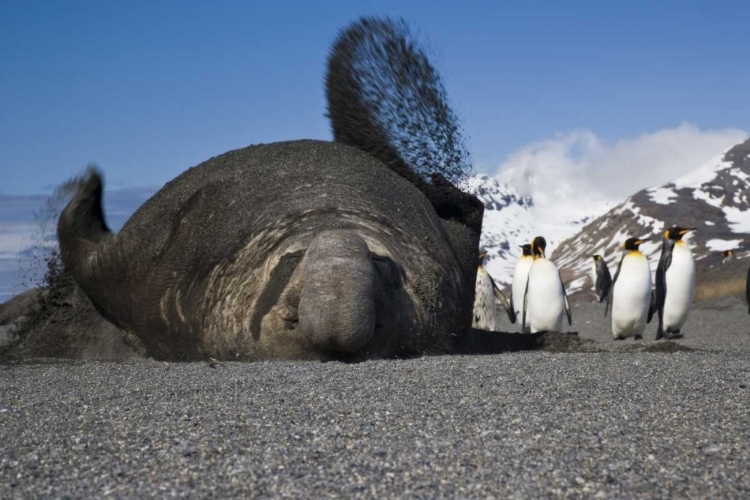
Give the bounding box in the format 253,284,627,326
58,140,478,361
56,16,483,361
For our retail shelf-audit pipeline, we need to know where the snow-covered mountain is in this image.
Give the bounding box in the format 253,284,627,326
550,137,750,298
464,174,612,286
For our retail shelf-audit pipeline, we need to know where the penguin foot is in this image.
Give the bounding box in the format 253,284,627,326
634,335,643,340
613,336,626,341
665,329,683,340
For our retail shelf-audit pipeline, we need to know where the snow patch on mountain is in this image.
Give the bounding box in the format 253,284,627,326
551,138,750,298
724,207,750,232
464,174,611,286
706,238,744,252
648,187,677,205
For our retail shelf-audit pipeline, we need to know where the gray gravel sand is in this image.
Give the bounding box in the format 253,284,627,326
2,297,749,498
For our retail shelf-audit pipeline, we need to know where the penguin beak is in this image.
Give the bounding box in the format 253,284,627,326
478,252,487,260
635,238,648,246
679,228,696,235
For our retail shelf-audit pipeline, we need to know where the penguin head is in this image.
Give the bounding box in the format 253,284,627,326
663,226,696,241
531,236,546,259
622,237,647,251
520,244,532,257
592,254,603,262
478,250,488,266
722,249,736,263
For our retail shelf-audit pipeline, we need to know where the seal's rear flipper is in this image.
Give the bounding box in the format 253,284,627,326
325,17,478,227
57,166,112,248
57,167,129,330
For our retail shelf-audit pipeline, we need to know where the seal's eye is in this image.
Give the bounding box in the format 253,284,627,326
371,255,403,291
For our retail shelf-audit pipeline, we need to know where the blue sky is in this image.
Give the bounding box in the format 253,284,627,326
1,0,749,195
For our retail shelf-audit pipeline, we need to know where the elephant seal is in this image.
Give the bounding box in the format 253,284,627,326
59,141,477,361
56,16,483,362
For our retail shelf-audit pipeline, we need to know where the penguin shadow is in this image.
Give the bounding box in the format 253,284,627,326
452,329,594,355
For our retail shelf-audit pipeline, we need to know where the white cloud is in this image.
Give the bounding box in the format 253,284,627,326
0,224,39,259
0,186,157,296
490,123,748,209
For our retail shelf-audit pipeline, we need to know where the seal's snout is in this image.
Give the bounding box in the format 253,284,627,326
298,231,376,353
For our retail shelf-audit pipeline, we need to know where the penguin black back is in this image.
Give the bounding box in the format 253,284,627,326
592,255,612,303
654,236,675,339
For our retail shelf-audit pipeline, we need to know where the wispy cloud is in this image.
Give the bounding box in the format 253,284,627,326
492,123,748,208
0,185,158,297
0,224,38,258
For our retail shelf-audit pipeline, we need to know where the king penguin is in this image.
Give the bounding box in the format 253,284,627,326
745,265,750,315
522,236,572,333
721,249,736,264
509,243,533,330
605,238,654,340
655,226,696,340
473,251,513,331
591,255,612,303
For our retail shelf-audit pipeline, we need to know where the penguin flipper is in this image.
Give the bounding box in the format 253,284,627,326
506,290,517,324
559,271,572,326
488,271,514,324
647,289,656,324
602,263,612,302
522,274,530,330
745,265,750,315
492,286,512,321
655,242,672,339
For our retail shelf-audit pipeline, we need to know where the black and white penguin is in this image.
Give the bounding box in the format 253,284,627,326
746,265,750,315
522,236,572,333
722,249,736,264
591,255,612,303
509,244,533,329
605,238,654,340
655,226,696,340
473,252,512,331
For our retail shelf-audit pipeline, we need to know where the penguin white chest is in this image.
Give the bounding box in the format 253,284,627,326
590,261,597,287
511,258,533,327
473,267,498,331
664,242,695,330
525,259,565,333
611,254,652,339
